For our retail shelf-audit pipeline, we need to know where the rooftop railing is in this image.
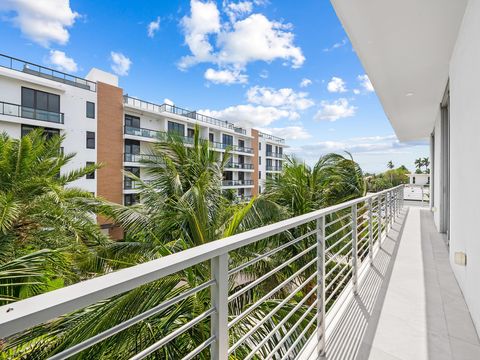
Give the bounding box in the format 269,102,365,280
259,132,285,144
0,186,404,359
0,53,96,92
123,95,247,135
0,101,64,124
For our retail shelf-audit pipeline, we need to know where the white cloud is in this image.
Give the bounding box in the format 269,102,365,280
246,86,314,110
48,50,77,72
0,0,79,47
110,52,132,76
199,104,297,128
261,126,312,140
323,38,347,52
224,1,253,22
179,1,304,80
358,74,374,92
259,69,269,79
327,77,347,93
314,98,356,122
147,17,160,38
353,89,360,95
178,0,221,69
164,98,174,106
204,68,248,84
300,78,312,88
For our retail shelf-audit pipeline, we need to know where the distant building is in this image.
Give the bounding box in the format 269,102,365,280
408,173,430,186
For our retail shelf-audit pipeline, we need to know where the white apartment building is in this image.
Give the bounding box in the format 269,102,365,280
0,53,287,238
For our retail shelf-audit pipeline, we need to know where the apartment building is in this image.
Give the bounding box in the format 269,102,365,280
0,53,286,237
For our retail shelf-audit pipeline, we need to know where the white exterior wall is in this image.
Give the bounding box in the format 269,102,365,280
0,67,97,194
432,113,442,230
447,0,480,331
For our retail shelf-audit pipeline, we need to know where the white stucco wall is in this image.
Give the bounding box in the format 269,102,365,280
448,0,480,331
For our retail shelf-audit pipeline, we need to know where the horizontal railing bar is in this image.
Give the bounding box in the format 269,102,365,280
326,268,353,305
357,225,369,237
357,217,369,230
228,258,317,330
228,271,317,353
263,301,318,360
228,229,317,276
325,230,353,253
47,280,215,360
325,261,352,293
325,221,352,241
0,186,403,339
181,336,216,360
325,248,352,280
325,213,351,228
280,315,318,360
325,240,353,267
228,243,317,302
130,308,215,360
245,287,318,360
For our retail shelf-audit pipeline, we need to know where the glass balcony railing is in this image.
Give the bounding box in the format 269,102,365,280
259,132,285,144
0,101,64,124
124,126,253,154
222,179,254,186
225,162,254,170
124,153,161,163
266,165,283,172
124,179,154,190
0,53,96,91
123,95,247,135
266,151,284,159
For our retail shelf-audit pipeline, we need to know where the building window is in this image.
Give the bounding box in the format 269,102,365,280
21,87,60,114
278,146,283,155
86,101,95,119
187,128,195,138
239,139,245,148
168,121,185,136
86,131,95,149
21,124,59,140
124,194,139,206
238,172,245,181
223,134,233,146
259,171,262,179
259,186,262,194
86,162,95,179
259,142,262,150
259,157,262,165
125,114,140,128
412,177,416,184
266,144,272,153
209,133,214,142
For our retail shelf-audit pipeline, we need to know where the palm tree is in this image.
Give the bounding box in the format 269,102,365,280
414,158,422,173
422,157,430,173
0,130,109,305
387,160,394,170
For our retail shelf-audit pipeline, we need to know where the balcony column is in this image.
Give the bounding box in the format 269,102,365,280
352,204,358,295
211,253,229,359
368,198,373,265
316,215,326,357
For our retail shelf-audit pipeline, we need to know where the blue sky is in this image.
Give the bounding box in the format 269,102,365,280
0,0,428,173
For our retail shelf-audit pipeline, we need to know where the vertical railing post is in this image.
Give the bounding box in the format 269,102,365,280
377,195,382,246
352,204,358,295
368,197,373,265
316,216,326,357
393,190,397,221
211,254,229,360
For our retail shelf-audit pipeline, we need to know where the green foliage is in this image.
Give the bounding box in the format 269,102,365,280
365,166,409,192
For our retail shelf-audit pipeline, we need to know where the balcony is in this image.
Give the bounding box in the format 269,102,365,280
259,131,285,144
124,153,161,163
123,95,246,135
0,53,96,92
225,162,254,170
2,186,479,359
266,151,284,159
222,179,254,187
123,178,154,190
124,126,253,154
0,101,64,124
266,165,282,172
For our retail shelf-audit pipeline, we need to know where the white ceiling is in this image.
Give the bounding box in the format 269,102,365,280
330,0,468,141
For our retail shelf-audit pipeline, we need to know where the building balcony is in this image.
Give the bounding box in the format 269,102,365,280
259,131,285,144
123,178,154,190
0,101,64,124
266,151,284,159
0,53,96,91
124,126,254,154
222,179,254,187
123,95,246,135
266,165,282,172
225,162,254,170
124,153,160,163
2,186,478,359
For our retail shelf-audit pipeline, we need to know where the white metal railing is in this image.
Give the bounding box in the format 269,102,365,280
0,185,405,359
